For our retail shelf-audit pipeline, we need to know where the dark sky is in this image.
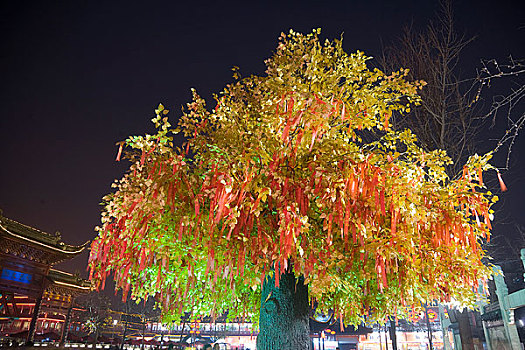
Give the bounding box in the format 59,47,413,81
1,0,524,275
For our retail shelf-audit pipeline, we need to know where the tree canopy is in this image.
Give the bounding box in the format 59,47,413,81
89,29,499,327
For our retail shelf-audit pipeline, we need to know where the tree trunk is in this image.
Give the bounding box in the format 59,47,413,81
388,317,398,350
93,328,99,346
256,271,311,350
424,304,434,350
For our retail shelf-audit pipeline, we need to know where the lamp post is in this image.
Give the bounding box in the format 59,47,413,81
378,324,383,350
120,315,129,350
424,304,434,350
141,316,146,350
111,319,118,345
384,324,389,350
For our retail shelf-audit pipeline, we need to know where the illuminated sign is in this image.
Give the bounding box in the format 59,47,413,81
427,309,438,322
1,269,32,284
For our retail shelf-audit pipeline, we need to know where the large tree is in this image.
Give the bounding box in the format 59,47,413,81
89,30,498,349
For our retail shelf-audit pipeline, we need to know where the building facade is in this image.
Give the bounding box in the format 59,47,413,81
0,214,91,344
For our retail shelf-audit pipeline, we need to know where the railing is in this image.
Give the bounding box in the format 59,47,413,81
32,343,188,350
33,344,112,348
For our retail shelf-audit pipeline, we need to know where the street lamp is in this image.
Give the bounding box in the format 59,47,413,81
110,319,118,345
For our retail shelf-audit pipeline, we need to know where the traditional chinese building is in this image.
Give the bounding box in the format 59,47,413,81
0,213,92,344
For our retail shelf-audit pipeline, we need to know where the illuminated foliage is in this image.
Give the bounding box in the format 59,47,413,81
89,30,497,326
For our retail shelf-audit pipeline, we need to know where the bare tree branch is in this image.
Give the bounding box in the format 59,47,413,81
379,0,524,177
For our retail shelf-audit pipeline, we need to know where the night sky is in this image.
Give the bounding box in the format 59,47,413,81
1,0,524,276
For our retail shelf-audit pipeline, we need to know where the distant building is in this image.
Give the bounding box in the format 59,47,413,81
0,213,91,344
479,256,525,349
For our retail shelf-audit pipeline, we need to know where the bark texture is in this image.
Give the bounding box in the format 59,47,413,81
256,272,311,350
